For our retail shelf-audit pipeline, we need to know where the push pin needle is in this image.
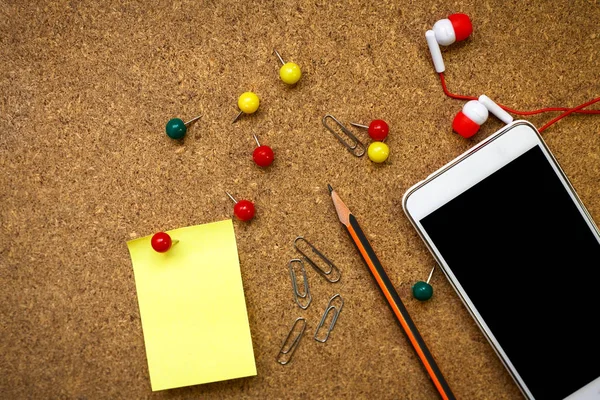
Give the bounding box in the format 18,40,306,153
226,191,238,204
274,49,285,66
232,111,243,124
184,115,202,125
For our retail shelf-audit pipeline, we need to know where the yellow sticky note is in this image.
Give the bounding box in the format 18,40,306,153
127,219,256,391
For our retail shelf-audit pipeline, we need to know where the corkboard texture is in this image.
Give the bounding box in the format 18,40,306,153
1,0,599,399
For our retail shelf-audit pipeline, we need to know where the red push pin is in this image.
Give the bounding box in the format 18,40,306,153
350,119,389,141
151,231,179,253
252,134,274,167
226,192,256,221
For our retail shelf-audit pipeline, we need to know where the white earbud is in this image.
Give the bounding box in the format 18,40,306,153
463,99,489,125
432,19,456,46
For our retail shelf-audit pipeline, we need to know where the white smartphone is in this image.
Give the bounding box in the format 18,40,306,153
402,120,600,400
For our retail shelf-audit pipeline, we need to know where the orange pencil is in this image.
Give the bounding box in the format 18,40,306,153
328,184,455,400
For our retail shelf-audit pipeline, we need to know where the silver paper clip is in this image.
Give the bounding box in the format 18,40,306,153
294,236,341,283
314,294,344,343
289,259,312,309
322,114,366,157
277,317,307,365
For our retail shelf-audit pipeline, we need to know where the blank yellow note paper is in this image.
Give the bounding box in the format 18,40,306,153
127,219,256,391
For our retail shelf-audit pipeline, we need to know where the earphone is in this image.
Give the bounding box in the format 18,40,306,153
426,13,600,137
453,95,514,138
426,14,515,137
425,13,472,74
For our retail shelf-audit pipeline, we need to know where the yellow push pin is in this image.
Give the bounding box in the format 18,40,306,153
368,141,390,163
232,91,260,124
274,49,302,85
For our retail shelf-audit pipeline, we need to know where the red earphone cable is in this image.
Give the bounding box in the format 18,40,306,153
439,73,600,116
538,97,600,132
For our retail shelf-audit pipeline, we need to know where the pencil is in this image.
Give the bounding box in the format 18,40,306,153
328,184,455,400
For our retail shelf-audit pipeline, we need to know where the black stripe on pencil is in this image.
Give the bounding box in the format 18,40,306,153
328,184,455,400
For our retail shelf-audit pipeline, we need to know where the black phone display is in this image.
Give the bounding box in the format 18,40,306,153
419,145,600,400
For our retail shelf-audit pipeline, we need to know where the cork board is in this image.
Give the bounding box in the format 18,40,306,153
1,0,599,399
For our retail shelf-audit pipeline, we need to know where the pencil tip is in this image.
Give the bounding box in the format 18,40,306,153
327,184,333,194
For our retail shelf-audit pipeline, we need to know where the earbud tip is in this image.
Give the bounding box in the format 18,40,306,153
452,111,480,138
448,13,473,42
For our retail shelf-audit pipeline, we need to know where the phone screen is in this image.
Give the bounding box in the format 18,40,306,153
419,145,600,400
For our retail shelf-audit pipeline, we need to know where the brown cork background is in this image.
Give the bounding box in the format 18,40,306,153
1,0,599,399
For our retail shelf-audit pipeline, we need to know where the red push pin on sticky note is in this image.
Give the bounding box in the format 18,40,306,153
151,231,179,253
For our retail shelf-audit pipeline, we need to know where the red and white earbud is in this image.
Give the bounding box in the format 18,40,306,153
433,13,473,46
425,13,473,73
452,95,514,138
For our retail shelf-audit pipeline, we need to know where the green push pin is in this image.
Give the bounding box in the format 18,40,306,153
165,115,201,139
412,267,435,301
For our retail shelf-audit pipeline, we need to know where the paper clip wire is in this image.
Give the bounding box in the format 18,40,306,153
294,236,341,283
314,294,344,343
277,317,307,365
322,114,366,157
289,259,312,309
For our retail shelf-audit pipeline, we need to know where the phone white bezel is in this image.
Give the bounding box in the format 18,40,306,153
402,120,600,400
